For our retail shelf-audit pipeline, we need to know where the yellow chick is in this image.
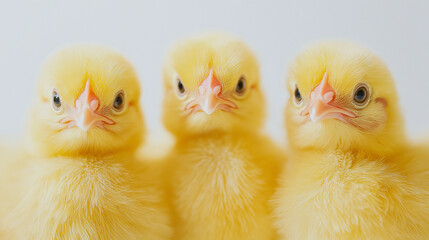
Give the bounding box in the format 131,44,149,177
272,41,429,239
0,45,172,240
162,33,284,240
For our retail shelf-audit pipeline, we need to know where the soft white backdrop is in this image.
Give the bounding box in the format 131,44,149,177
1,0,428,143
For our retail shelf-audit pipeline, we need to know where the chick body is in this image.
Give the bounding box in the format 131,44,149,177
273,41,429,239
168,132,282,240
275,149,429,240
2,155,171,240
0,46,172,240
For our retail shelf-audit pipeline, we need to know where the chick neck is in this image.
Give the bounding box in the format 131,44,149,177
174,128,262,143
292,120,407,159
25,136,141,163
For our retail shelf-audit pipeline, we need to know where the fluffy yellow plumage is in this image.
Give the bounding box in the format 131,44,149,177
0,45,172,239
272,41,429,239
162,33,284,240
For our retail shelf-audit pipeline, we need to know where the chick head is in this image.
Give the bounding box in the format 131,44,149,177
286,41,405,155
162,33,265,137
29,45,144,157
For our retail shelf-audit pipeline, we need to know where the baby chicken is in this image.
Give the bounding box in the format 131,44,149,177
0,45,172,240
272,41,429,239
162,33,284,240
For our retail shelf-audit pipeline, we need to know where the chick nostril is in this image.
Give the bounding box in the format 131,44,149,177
90,100,99,111
323,92,334,103
75,100,83,109
212,86,221,95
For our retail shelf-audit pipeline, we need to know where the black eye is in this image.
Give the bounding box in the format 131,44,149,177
354,88,366,102
52,90,62,112
177,78,186,96
353,84,370,106
294,86,303,105
113,91,125,111
235,76,246,95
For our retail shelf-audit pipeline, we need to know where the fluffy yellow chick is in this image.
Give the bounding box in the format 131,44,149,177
0,45,172,240
272,41,429,239
162,33,284,240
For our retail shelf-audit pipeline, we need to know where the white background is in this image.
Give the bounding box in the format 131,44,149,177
1,0,428,143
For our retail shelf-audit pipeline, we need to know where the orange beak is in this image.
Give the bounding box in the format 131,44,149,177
301,72,356,123
60,79,114,131
185,69,236,114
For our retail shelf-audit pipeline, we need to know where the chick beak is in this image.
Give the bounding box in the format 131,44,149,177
198,69,223,114
185,69,236,114
301,72,356,122
60,80,114,131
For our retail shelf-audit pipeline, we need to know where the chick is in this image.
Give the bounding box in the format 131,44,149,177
162,33,284,240
272,41,429,239
0,45,172,240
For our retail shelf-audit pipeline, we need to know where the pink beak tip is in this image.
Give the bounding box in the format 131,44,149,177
300,71,356,123
59,80,115,131
185,69,237,114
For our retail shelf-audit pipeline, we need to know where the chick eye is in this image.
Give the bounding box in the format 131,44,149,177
352,83,370,107
176,77,186,97
51,89,62,112
235,76,246,96
293,85,303,106
113,91,125,112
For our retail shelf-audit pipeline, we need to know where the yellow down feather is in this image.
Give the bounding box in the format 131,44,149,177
272,41,429,239
0,45,172,240
162,33,284,240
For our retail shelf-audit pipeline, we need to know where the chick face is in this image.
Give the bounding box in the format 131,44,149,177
286,42,405,154
29,45,144,157
162,34,265,136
